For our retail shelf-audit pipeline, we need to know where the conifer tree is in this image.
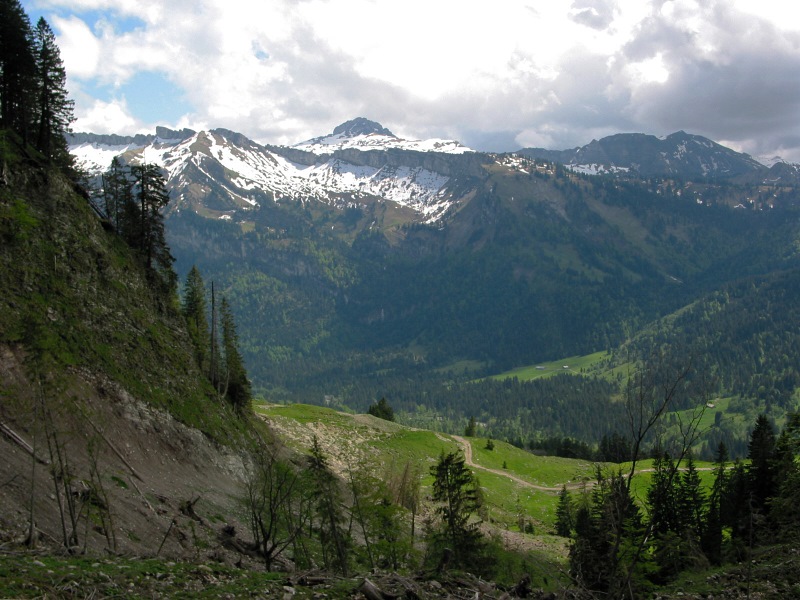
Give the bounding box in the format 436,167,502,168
702,442,727,564
220,295,251,413
464,415,477,437
429,451,486,571
0,0,36,139
129,163,174,293
747,413,776,513
555,484,574,537
32,17,73,164
769,413,800,537
367,397,394,421
181,266,210,373
101,156,131,228
677,453,705,540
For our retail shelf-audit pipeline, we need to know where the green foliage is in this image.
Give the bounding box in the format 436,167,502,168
427,451,490,574
0,134,246,446
555,485,573,537
0,3,73,170
367,397,394,421
464,415,477,437
0,555,286,598
219,295,252,413
182,265,210,372
32,17,74,165
0,194,39,241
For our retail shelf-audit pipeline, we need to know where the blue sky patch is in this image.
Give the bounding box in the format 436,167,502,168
118,71,193,125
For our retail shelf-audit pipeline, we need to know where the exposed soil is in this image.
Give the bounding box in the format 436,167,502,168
0,343,252,565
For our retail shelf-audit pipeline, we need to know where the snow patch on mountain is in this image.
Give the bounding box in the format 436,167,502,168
294,132,473,155
568,163,630,176
71,126,460,223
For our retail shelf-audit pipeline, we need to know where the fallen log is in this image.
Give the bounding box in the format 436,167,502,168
0,421,49,465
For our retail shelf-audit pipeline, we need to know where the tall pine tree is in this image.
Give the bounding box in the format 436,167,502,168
129,163,175,294
32,17,74,165
0,0,36,140
181,266,210,374
220,295,251,413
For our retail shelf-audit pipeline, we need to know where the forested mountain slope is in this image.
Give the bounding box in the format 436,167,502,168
166,159,800,398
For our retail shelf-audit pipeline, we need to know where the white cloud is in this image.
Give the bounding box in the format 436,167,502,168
73,98,142,134
25,0,800,161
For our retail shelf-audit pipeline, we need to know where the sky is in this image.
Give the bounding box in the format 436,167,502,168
20,0,800,162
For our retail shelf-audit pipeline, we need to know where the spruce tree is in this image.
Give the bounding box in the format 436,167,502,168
748,413,776,512
367,397,394,421
677,453,705,541
101,156,131,228
702,442,727,564
429,451,486,571
181,266,210,374
32,17,74,165
464,415,477,437
0,0,36,139
769,413,800,537
220,295,251,413
555,484,574,537
129,163,174,293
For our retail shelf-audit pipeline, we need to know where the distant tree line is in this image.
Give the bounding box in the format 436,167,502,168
1,0,74,167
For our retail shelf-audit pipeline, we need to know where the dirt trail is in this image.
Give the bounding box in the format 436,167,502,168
451,435,585,493
451,436,714,494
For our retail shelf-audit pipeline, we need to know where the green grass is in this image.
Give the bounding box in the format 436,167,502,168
467,437,596,488
489,351,610,381
257,403,599,536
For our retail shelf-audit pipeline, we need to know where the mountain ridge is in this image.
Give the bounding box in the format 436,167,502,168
69,120,800,231
519,130,800,183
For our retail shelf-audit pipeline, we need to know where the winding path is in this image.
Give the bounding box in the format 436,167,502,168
451,435,587,493
451,436,713,493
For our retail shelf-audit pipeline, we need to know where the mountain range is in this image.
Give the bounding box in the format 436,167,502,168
67,119,800,453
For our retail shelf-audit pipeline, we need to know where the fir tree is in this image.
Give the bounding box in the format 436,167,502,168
428,451,486,572
677,453,705,541
0,0,36,139
101,156,131,228
129,163,175,293
367,397,394,421
464,415,477,437
220,295,251,413
32,17,73,165
769,413,800,538
555,484,574,537
748,413,776,513
181,266,210,374
702,442,727,564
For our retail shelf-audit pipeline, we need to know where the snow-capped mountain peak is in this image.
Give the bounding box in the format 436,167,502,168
69,122,484,224
294,117,473,155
